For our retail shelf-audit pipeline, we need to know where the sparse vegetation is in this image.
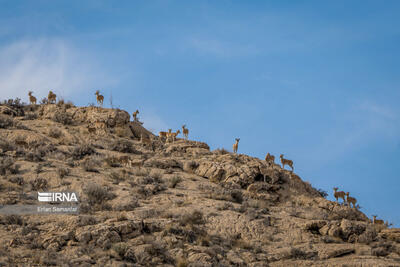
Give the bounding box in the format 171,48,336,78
0,157,20,175
81,157,101,172
71,144,95,160
57,167,69,178
30,177,48,190
52,111,73,125
0,215,23,225
109,139,140,154
169,175,182,188
214,148,229,155
84,183,115,205
0,115,14,128
48,127,62,138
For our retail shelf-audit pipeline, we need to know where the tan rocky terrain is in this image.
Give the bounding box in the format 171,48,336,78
0,99,399,266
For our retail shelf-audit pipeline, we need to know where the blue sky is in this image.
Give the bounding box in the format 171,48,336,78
0,1,399,226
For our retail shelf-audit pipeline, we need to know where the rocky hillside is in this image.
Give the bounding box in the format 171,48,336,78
0,100,399,266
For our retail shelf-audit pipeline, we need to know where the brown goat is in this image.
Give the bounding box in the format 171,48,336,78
48,91,57,104
372,215,384,225
333,187,346,204
28,91,37,105
182,125,189,140
167,130,180,143
159,129,172,141
280,154,293,171
133,110,139,122
95,90,104,106
345,192,357,208
233,138,240,153
265,153,275,164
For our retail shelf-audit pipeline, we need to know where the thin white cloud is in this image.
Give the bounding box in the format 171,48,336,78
0,39,118,102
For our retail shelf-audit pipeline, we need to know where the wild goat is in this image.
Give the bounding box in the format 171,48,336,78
182,125,189,140
48,91,57,104
372,215,384,225
95,90,104,106
167,130,180,143
280,154,293,171
333,187,346,204
133,110,139,122
265,153,275,164
233,138,240,153
159,129,172,141
345,192,357,208
28,91,37,105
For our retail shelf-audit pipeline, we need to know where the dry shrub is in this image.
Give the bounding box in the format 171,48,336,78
179,210,204,227
30,177,48,190
149,169,164,182
183,160,198,173
109,169,130,183
176,258,188,267
0,140,15,152
52,111,73,125
8,176,24,186
0,215,23,225
132,168,149,177
57,167,69,178
0,115,14,128
71,144,95,160
84,183,115,205
23,112,38,120
213,148,229,155
169,175,182,188
48,128,62,138
25,150,44,162
0,157,20,175
81,157,101,172
104,156,121,167
77,215,97,226
109,139,140,154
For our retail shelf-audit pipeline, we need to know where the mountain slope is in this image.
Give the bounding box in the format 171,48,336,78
0,100,399,266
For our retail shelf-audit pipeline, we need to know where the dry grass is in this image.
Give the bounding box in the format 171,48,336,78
30,177,48,190
57,167,70,178
169,175,182,188
0,115,14,128
71,144,95,160
84,183,115,205
0,157,20,175
48,128,62,138
81,157,101,172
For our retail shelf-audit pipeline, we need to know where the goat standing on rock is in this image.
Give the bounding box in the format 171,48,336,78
133,110,139,122
280,154,293,171
182,125,189,140
48,91,57,104
233,138,240,153
95,90,104,106
265,153,275,165
372,215,384,225
345,192,357,208
28,91,37,105
333,187,346,205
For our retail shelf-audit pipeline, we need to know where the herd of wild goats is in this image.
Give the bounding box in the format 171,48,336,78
25,90,391,227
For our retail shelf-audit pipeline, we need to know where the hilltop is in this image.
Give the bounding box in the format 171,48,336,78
0,99,399,266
